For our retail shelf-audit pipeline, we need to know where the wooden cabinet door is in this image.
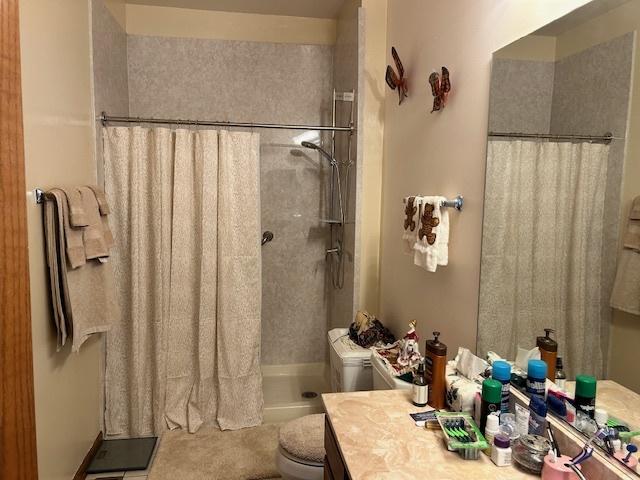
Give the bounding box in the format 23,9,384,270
0,0,39,478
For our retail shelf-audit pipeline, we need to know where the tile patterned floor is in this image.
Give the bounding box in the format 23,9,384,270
85,436,160,480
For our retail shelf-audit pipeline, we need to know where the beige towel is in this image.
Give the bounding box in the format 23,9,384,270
45,188,86,268
79,186,110,260
623,196,640,251
49,189,115,352
611,249,640,316
61,186,88,227
611,195,640,315
86,185,115,250
86,184,111,215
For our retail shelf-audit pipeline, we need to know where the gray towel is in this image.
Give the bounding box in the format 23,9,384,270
43,197,68,350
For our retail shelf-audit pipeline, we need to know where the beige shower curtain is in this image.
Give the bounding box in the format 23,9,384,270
478,140,609,378
103,126,262,436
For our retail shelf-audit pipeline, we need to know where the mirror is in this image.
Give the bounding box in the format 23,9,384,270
479,0,640,473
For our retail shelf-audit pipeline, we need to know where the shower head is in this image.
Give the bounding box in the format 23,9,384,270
301,141,336,165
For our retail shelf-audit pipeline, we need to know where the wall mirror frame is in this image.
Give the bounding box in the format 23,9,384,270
478,0,640,475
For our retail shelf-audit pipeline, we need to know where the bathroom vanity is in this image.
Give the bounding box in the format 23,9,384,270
322,390,537,479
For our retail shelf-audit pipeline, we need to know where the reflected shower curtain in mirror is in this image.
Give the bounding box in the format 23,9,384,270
103,126,262,436
478,140,609,378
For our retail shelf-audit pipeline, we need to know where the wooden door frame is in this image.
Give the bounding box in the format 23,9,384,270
0,0,39,478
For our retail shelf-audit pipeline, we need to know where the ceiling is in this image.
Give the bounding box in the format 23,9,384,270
126,0,346,18
534,0,631,36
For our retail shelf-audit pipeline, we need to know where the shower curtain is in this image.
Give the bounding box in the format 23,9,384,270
103,126,262,436
478,140,609,378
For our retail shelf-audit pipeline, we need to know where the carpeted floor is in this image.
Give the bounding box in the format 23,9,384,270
148,423,282,480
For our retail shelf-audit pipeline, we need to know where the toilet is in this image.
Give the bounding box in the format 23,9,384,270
276,413,325,480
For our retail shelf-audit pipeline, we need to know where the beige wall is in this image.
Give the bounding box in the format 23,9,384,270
125,4,336,45
19,0,102,478
379,0,591,356
357,0,387,314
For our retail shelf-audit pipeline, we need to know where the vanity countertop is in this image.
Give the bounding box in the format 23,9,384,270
322,389,536,479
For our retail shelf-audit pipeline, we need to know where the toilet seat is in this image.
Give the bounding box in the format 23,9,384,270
276,446,324,480
276,413,325,480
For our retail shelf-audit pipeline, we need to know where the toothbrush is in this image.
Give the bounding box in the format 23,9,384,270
623,444,638,464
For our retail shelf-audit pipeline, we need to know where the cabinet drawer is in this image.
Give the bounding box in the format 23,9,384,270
324,416,350,480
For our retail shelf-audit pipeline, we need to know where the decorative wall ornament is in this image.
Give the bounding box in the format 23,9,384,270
386,47,408,105
429,66,451,113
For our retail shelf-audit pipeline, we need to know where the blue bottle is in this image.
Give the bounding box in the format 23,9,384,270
492,360,511,415
526,359,547,397
528,394,547,435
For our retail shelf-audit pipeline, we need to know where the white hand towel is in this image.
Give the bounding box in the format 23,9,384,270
413,196,442,272
402,196,420,254
436,198,450,266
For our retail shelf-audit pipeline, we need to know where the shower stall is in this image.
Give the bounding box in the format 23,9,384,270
91,0,365,427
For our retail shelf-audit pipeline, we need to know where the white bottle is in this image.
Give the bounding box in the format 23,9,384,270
483,413,500,455
491,434,512,467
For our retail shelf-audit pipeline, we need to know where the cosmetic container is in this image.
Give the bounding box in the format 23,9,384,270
526,359,547,397
480,378,502,434
425,332,447,409
574,375,597,419
412,359,428,407
484,413,500,455
512,435,551,474
536,328,557,380
528,395,547,436
491,434,512,467
554,357,566,390
515,404,530,437
492,360,511,415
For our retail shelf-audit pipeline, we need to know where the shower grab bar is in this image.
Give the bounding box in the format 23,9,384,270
402,195,464,211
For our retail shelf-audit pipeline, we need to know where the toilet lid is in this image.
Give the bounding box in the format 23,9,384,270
278,413,325,464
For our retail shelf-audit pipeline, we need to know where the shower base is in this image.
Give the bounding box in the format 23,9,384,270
262,363,330,424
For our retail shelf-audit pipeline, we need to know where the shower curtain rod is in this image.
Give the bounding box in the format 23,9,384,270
99,112,355,132
488,131,621,144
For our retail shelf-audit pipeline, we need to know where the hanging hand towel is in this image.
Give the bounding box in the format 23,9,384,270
623,196,640,251
86,184,115,250
61,186,88,227
79,186,110,260
436,199,450,266
402,196,419,254
413,196,443,272
611,195,640,315
51,188,86,269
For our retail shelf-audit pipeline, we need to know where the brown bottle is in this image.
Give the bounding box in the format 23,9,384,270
537,328,557,381
425,331,447,409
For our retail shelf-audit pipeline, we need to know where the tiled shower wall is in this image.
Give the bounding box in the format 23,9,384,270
91,0,360,365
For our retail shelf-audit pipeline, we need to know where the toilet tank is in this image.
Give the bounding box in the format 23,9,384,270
371,353,413,390
328,328,373,392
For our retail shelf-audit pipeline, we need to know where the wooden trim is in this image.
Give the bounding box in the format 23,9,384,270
0,0,39,478
73,431,104,480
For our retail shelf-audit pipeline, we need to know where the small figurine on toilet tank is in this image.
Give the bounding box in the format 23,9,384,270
397,320,421,368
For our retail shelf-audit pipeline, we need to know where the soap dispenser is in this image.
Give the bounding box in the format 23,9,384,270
425,331,447,409
536,328,557,380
